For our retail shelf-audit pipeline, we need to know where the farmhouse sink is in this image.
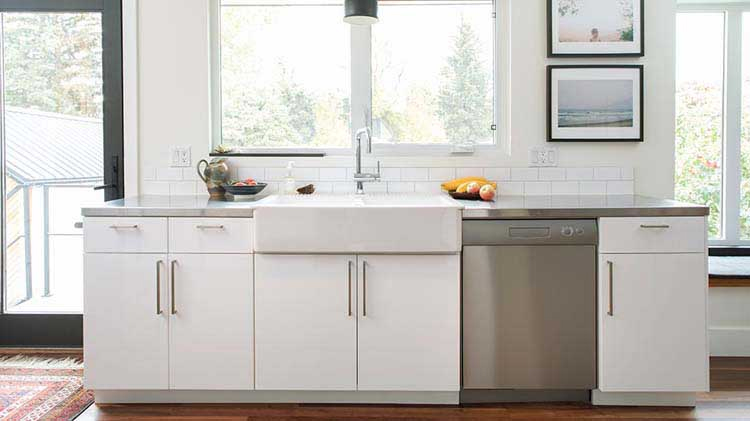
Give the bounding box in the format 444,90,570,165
253,194,463,253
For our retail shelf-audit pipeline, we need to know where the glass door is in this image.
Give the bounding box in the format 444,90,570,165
0,0,122,346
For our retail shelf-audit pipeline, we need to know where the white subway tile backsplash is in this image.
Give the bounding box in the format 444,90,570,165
511,168,539,181
580,181,607,195
606,180,635,195
400,168,429,181
264,168,286,181
524,182,552,196
319,167,347,181
156,167,183,181
621,167,634,180
170,181,196,196
539,168,566,181
379,167,401,181
294,167,320,181
237,167,265,181
364,182,388,193
332,182,355,193
566,168,594,181
498,182,524,196
141,181,170,195
428,168,456,181
142,166,157,181
182,167,201,181
313,182,335,193
484,168,512,181
388,182,415,193
414,182,443,194
456,167,483,178
594,167,621,181
550,181,580,195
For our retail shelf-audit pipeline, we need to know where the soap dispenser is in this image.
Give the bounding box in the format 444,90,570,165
284,161,296,195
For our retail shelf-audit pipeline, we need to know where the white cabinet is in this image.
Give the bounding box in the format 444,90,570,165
254,253,460,392
357,255,460,391
598,217,708,393
169,254,254,390
255,255,357,390
84,253,169,390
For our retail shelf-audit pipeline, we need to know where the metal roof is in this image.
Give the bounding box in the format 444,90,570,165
4,107,103,185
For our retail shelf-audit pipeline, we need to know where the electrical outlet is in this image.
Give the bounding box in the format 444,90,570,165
529,147,558,167
170,146,192,167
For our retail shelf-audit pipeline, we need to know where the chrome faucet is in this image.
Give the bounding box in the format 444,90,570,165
353,127,380,195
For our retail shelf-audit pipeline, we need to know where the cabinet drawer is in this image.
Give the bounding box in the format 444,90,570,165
599,217,705,254
84,217,168,253
169,218,253,253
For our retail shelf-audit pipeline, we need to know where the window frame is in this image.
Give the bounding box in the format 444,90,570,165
209,0,508,156
677,4,749,247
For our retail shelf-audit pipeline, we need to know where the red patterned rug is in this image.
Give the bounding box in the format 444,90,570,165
0,355,93,421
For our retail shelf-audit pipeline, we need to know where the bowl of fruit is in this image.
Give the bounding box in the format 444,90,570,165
223,178,267,196
442,177,497,202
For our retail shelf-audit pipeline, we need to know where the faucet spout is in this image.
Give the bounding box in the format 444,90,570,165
353,127,380,195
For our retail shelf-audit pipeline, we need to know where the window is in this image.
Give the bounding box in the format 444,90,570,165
212,0,498,152
676,6,749,246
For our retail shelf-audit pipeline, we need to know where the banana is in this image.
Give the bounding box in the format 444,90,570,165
441,177,489,191
456,182,471,193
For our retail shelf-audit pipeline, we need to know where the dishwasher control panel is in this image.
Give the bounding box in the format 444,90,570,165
463,220,598,246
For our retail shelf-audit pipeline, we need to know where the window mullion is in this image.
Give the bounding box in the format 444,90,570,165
724,9,743,243
350,24,371,148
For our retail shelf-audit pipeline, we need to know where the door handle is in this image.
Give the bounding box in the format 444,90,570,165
170,260,178,315
607,261,614,317
640,224,670,229
156,260,163,315
109,224,139,230
362,261,367,317
93,184,116,191
347,261,353,317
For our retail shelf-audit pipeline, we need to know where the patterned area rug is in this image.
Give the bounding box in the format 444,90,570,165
0,355,93,421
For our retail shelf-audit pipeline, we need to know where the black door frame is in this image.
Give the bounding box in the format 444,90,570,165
0,0,124,347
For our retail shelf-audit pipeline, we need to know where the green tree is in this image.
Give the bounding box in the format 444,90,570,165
437,18,492,145
3,13,103,118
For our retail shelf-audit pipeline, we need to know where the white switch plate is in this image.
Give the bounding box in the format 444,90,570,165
170,146,192,167
529,147,558,167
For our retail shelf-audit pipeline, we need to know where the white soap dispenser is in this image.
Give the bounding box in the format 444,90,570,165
284,161,296,195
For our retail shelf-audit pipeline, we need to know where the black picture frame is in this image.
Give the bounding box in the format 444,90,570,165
547,65,644,143
547,0,645,58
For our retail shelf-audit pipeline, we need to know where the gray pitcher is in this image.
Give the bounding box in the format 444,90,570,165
197,158,230,200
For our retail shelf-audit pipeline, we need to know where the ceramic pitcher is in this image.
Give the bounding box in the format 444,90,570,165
197,158,230,200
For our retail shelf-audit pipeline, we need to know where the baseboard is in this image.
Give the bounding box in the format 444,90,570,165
710,327,750,357
460,389,590,403
591,390,696,407
94,390,459,405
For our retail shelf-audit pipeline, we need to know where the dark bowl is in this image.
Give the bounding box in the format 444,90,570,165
223,183,267,196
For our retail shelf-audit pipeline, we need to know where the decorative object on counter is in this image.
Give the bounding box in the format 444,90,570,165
297,184,316,195
212,144,234,154
548,65,643,142
197,157,231,200
442,177,497,202
548,0,644,57
223,178,268,196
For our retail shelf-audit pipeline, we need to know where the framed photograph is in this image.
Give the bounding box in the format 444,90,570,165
547,65,643,142
548,0,644,57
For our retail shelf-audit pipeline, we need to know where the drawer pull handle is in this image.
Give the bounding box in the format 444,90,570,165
196,225,225,230
156,260,163,315
640,224,670,229
348,261,353,317
109,224,139,230
171,260,178,315
362,261,367,317
607,261,614,317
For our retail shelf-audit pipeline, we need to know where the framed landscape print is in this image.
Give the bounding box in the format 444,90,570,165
548,0,644,57
547,65,643,142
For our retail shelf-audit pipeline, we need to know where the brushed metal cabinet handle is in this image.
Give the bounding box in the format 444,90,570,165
362,261,367,317
156,260,163,315
109,224,139,230
170,260,178,315
348,261,353,317
196,225,225,230
640,224,670,229
607,261,614,317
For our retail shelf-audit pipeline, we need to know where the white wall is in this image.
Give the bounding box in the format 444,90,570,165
133,0,676,197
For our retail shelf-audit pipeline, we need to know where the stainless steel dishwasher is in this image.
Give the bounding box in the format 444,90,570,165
462,219,597,394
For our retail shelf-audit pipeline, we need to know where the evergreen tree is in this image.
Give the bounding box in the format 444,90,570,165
437,18,492,144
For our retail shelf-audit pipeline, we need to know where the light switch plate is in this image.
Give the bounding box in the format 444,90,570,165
170,146,192,167
529,147,558,167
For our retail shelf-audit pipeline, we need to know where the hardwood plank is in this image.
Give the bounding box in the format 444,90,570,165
708,277,750,287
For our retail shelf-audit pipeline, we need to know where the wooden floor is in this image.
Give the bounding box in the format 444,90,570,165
74,357,750,420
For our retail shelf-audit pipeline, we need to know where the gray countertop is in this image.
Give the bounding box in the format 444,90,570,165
81,194,709,219
459,195,709,219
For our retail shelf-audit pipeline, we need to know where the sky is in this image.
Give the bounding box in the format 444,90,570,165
676,12,725,86
558,0,631,42
558,79,633,111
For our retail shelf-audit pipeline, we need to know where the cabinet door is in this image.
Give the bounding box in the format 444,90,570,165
357,254,460,391
598,253,708,392
255,254,357,390
169,254,254,390
84,253,168,389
